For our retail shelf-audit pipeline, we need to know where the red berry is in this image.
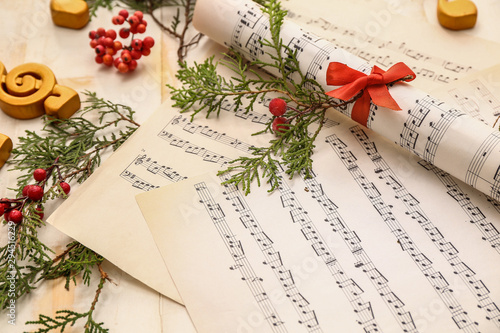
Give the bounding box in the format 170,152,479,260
117,62,129,73
112,15,125,25
128,15,139,25
90,39,98,48
103,37,114,48
141,47,151,56
106,29,117,40
136,24,146,34
60,182,71,194
121,50,132,63
22,185,33,196
0,204,4,216
9,209,23,224
89,30,97,39
143,36,154,48
131,39,142,51
269,98,287,116
96,27,106,37
129,25,138,34
119,28,130,39
27,185,44,201
134,11,144,21
103,54,114,66
95,45,106,55
34,206,44,220
106,47,117,55
114,57,123,68
272,117,288,133
95,55,104,64
113,41,123,51
118,9,129,19
33,168,47,182
129,60,138,71
141,19,147,27
130,49,142,60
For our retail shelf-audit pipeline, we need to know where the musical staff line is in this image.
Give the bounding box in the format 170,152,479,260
418,160,500,254
465,131,500,196
195,182,288,332
219,173,323,332
301,171,416,332
327,134,481,333
273,176,380,332
351,126,500,327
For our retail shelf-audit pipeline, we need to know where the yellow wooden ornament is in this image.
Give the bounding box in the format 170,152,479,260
50,0,90,30
437,0,478,30
0,133,13,169
0,61,80,120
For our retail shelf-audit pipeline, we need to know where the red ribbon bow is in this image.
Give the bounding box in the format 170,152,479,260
325,62,416,126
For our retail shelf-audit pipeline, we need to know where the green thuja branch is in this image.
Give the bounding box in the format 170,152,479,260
169,0,345,194
26,262,111,333
1,91,139,330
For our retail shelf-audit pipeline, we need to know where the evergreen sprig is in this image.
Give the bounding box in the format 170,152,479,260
169,0,344,194
1,91,139,330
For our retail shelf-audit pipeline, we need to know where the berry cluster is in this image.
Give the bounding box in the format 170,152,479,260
89,9,155,73
268,98,289,133
1,163,71,225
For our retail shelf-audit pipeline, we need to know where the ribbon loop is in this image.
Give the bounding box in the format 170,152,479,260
326,62,416,126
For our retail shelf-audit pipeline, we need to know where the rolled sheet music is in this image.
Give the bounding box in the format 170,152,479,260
192,0,500,201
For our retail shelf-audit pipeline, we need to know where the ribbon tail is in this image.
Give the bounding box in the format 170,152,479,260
368,85,401,110
351,92,372,127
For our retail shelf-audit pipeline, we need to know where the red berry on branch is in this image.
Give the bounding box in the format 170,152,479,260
96,27,106,37
95,55,104,64
113,41,123,51
118,9,129,19
33,168,47,182
103,54,114,66
272,117,288,133
269,98,287,116
141,19,147,27
28,185,44,201
128,15,139,25
89,30,97,39
106,47,117,56
130,49,142,60
136,24,146,34
9,209,23,224
119,28,130,39
134,11,144,21
129,25,138,34
131,39,142,51
95,45,106,55
129,60,138,71
143,36,154,48
90,39,98,48
141,47,151,56
121,51,132,63
34,206,44,220
117,62,129,73
106,29,117,40
22,185,33,196
60,182,71,195
103,37,114,48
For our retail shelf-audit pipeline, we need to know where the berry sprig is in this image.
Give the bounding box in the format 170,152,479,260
269,98,290,133
1,158,71,225
88,9,155,73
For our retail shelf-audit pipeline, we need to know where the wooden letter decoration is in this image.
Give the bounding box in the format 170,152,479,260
0,61,80,120
50,0,90,30
0,133,13,169
437,0,478,30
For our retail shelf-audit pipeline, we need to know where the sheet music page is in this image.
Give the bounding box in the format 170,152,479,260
134,96,500,332
47,0,500,312
432,64,500,127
